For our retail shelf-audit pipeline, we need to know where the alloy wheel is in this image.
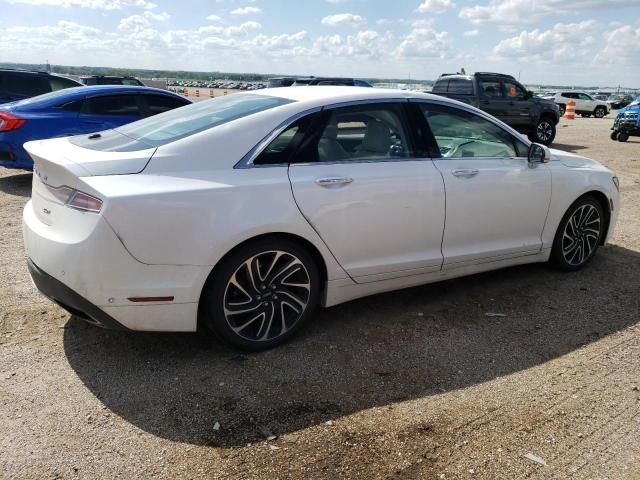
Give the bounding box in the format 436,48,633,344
536,121,553,143
223,250,311,342
561,204,601,266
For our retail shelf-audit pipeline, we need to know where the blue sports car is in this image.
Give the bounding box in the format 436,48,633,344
0,85,191,170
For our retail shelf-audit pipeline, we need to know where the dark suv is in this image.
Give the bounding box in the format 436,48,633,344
79,75,145,86
432,72,560,145
0,69,82,104
267,76,372,88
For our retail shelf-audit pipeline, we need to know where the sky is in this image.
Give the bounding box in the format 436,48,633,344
1,0,639,87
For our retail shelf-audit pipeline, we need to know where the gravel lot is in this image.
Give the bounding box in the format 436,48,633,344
1,115,639,479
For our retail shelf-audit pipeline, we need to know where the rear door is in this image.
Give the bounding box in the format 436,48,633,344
79,94,144,130
287,101,446,282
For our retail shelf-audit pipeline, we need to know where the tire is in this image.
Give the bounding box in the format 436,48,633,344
558,104,566,116
530,117,556,145
550,196,604,272
618,132,629,142
200,237,321,351
610,130,619,141
594,106,606,118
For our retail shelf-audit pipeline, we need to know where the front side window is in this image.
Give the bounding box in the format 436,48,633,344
480,79,502,98
420,104,527,158
85,94,141,116
312,104,412,162
504,81,526,99
115,94,293,148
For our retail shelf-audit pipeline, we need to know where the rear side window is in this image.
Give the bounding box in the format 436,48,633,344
85,95,141,116
447,78,473,94
144,94,188,116
2,73,48,97
480,80,502,98
49,76,80,91
122,78,143,86
432,79,449,93
115,94,293,147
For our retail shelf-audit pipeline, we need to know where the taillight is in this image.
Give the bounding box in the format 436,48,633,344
46,184,103,213
0,111,26,132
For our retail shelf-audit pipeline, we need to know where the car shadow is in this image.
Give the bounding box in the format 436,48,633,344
63,245,640,448
0,171,32,198
552,143,590,153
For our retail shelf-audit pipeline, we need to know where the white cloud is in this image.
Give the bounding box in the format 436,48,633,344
206,14,222,22
230,6,261,15
321,13,366,27
596,24,640,63
492,21,597,63
395,24,451,58
460,0,640,28
463,29,479,37
313,30,390,57
4,0,157,9
417,0,455,14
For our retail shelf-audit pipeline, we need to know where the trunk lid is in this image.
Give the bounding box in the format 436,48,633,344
25,130,156,178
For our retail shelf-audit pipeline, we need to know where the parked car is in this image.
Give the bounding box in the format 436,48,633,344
0,68,82,104
0,85,190,169
608,95,634,110
79,75,145,87
546,91,609,118
267,77,372,88
611,96,640,142
432,72,560,145
23,87,619,350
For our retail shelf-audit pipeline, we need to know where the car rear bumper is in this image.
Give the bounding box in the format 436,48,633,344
23,199,208,331
27,258,129,330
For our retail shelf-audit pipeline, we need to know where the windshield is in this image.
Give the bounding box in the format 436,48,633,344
114,94,293,147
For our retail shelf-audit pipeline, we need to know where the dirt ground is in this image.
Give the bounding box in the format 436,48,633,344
1,115,639,480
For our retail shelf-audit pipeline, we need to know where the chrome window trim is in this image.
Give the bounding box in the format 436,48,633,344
291,156,434,167
234,98,412,169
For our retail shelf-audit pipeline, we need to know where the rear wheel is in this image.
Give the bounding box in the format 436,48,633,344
200,238,320,351
530,117,556,145
550,196,604,271
581,113,591,118
594,106,606,118
618,132,629,142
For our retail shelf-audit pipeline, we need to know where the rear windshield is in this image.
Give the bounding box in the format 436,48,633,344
113,94,293,147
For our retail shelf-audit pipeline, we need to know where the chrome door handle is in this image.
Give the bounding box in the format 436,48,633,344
315,177,354,187
452,169,479,178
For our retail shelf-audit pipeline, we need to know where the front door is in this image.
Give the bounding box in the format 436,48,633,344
417,102,551,267
503,80,532,128
477,77,508,122
288,102,446,282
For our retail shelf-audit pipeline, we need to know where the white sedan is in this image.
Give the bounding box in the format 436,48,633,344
23,87,620,350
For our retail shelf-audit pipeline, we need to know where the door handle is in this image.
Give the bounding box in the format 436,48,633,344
315,177,354,187
452,169,479,178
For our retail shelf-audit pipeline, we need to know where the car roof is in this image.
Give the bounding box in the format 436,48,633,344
254,86,434,108
6,85,189,110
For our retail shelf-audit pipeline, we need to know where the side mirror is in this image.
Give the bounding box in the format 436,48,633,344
525,90,534,99
528,143,550,165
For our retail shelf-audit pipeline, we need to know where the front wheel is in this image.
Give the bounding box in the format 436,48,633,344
200,238,321,351
594,106,607,118
530,118,556,145
550,196,604,271
610,130,619,141
618,132,629,142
